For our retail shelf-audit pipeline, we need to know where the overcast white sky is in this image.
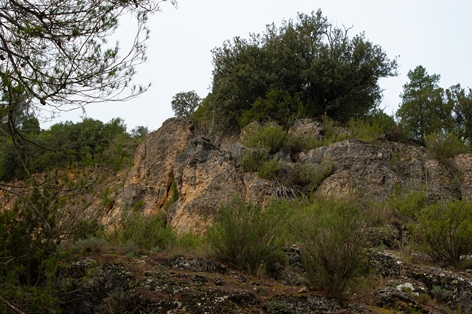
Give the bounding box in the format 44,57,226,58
45,0,472,132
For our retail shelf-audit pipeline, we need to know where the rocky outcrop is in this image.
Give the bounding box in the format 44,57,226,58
167,137,245,234
369,250,472,313
300,138,472,202
301,139,398,201
107,118,472,233
167,137,274,234
108,118,194,220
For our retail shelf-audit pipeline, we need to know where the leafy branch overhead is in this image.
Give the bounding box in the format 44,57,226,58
0,0,176,127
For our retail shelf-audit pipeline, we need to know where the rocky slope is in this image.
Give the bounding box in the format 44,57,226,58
56,247,472,313
5,117,472,313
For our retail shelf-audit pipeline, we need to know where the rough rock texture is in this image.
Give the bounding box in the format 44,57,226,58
167,137,275,234
56,255,377,314
109,118,194,219
453,153,472,201
167,137,245,234
106,118,472,233
301,139,399,201
288,118,322,137
369,250,472,313
57,251,472,313
300,139,472,202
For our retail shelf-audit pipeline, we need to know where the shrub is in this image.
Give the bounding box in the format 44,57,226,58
68,218,103,241
425,132,469,163
386,190,428,219
258,159,283,180
107,212,175,251
207,198,287,275
240,123,286,154
292,197,367,296
238,88,305,128
238,148,269,173
73,237,109,253
298,160,334,192
430,285,453,302
348,118,383,144
0,186,61,312
413,200,472,266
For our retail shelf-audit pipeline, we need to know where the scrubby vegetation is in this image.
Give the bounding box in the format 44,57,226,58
207,198,287,275
2,6,472,313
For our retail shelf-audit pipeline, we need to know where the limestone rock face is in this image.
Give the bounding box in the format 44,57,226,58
109,118,194,219
168,137,245,234
301,139,398,201
107,118,472,233
454,153,472,201
301,139,472,202
288,118,322,137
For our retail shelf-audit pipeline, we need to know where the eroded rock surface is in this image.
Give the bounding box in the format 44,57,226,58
109,118,194,220
168,137,245,234
108,118,472,233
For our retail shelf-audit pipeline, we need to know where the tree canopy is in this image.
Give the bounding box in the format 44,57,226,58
171,90,201,117
203,10,398,130
396,66,452,144
396,65,472,145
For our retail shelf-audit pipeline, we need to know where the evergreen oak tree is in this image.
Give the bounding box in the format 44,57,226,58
204,10,398,130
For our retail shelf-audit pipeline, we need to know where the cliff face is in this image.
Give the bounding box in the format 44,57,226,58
108,118,472,234
108,118,194,222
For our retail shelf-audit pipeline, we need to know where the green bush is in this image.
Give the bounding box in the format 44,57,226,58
0,185,61,312
238,88,305,128
413,200,472,266
386,190,428,219
0,117,137,181
298,160,334,192
348,118,383,144
68,218,103,241
292,197,367,296
425,132,470,163
258,159,283,180
73,237,109,253
207,198,287,275
241,123,287,154
107,212,175,251
239,148,270,173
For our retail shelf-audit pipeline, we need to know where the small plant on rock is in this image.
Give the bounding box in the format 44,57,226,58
240,123,287,154
424,132,469,163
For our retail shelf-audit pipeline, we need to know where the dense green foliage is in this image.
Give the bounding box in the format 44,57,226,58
0,117,144,311
201,10,397,130
396,65,472,149
414,200,472,265
396,66,452,144
106,212,175,251
208,198,287,275
240,123,287,154
171,91,202,117
424,132,470,163
0,117,138,181
292,197,367,296
0,183,63,313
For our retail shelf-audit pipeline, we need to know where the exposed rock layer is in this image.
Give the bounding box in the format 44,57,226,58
112,118,472,233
